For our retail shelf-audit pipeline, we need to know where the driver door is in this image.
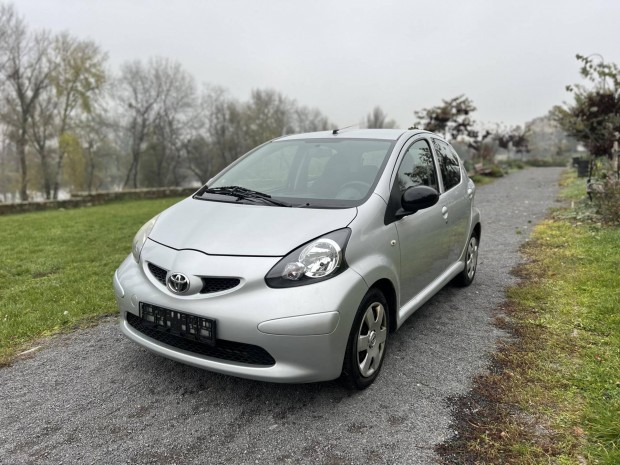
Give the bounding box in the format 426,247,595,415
392,138,452,304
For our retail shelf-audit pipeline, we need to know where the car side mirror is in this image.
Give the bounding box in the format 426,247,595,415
397,185,439,218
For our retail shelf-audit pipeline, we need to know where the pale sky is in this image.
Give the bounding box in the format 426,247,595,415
14,0,620,129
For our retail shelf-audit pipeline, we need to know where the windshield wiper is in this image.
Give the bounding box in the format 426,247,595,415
200,186,292,207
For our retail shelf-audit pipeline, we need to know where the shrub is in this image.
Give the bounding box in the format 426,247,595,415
589,172,620,225
500,160,526,170
487,164,505,177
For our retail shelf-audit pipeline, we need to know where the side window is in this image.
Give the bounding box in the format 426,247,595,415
396,140,438,192
433,139,461,191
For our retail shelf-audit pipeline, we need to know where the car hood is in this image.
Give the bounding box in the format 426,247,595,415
148,197,357,256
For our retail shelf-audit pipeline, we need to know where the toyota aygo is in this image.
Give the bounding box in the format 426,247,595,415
114,128,481,389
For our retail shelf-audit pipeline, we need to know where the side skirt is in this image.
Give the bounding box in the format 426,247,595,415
396,261,464,327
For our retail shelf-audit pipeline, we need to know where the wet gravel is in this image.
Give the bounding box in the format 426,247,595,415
0,167,564,465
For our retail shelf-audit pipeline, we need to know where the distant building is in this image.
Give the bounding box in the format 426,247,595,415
525,115,577,158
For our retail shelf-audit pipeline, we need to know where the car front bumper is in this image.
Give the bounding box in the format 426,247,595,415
114,239,369,383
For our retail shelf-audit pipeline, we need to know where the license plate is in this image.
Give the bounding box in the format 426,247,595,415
139,302,216,345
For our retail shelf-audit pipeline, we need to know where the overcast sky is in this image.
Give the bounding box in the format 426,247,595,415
14,0,620,129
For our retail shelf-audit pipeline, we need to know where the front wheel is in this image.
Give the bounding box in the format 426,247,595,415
341,289,389,390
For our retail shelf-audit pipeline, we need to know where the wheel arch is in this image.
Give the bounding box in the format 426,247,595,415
473,221,481,242
369,278,398,333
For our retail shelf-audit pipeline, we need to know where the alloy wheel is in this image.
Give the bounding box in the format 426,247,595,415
466,235,479,280
356,302,387,378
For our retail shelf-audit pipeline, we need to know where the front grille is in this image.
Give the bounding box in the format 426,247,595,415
148,263,240,294
126,312,276,366
201,277,240,294
147,263,167,286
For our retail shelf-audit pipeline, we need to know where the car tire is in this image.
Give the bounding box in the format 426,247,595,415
454,232,479,287
341,288,389,390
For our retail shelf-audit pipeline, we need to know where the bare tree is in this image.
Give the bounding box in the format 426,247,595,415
148,60,196,186
77,111,109,193
28,79,56,198
0,123,19,202
0,5,53,201
243,88,294,148
199,86,245,170
0,4,14,65
364,106,397,129
48,32,107,198
115,59,159,188
293,105,331,133
114,57,196,188
182,134,211,184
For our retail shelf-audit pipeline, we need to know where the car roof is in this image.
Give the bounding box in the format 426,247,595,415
276,128,430,142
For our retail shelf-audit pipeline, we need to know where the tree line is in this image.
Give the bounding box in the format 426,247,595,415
0,4,339,202
6,2,591,203
1,3,537,204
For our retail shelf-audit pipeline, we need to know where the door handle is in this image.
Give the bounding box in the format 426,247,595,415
467,188,473,199
441,206,448,222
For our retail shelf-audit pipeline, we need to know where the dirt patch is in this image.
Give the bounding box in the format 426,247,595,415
435,301,569,464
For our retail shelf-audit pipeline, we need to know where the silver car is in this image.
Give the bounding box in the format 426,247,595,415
114,129,480,389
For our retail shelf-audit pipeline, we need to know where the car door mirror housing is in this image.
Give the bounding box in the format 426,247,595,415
397,185,440,217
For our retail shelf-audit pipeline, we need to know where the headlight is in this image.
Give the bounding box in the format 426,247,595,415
131,215,159,262
265,229,351,288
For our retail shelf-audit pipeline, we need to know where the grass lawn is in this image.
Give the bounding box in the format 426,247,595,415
0,197,183,365
439,170,620,464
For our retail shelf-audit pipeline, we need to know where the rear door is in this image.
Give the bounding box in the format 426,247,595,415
431,138,471,265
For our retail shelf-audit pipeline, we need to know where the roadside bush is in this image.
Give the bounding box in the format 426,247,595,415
589,172,620,225
487,164,505,177
468,164,504,184
503,160,526,170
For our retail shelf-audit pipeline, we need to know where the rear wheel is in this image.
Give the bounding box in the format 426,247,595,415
341,289,389,390
455,233,479,287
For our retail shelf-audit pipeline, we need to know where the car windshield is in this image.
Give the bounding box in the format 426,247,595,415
204,138,395,208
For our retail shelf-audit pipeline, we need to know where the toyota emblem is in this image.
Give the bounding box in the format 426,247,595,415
167,272,190,294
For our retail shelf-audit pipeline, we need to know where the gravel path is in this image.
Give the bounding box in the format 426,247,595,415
0,167,564,465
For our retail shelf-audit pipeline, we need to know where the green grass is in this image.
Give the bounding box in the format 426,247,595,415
439,170,620,464
558,169,587,202
0,197,183,364
470,173,496,186
507,217,620,463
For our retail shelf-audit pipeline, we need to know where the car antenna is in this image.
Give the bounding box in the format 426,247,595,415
332,124,357,135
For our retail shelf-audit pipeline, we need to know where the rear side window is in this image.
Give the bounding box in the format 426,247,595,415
433,139,461,191
396,139,438,192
